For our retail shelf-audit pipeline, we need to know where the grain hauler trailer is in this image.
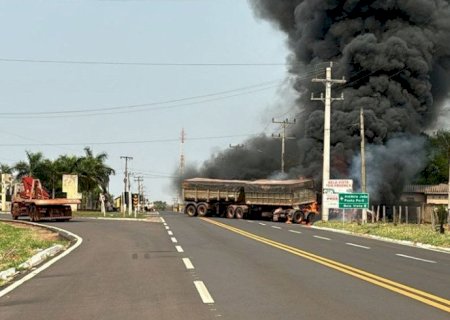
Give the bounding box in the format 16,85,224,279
182,178,319,223
11,176,80,222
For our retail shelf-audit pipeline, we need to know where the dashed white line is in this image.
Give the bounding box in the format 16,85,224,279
346,243,370,249
314,235,331,241
194,281,215,304
259,223,266,226
246,220,254,223
288,230,302,234
168,230,173,236
182,258,195,270
161,218,166,223
171,237,178,243
175,245,184,253
165,226,170,230
396,254,437,264
271,226,282,229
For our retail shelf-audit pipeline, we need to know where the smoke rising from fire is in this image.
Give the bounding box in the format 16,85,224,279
175,1,450,204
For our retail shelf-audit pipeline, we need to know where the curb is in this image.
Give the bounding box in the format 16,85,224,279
310,225,450,254
0,219,83,298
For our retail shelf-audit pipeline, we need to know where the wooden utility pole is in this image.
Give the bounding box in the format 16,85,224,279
311,62,346,221
272,118,296,174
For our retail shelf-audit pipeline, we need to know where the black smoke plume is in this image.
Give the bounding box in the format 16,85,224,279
175,0,450,204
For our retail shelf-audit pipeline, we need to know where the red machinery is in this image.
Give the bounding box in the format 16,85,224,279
11,176,80,222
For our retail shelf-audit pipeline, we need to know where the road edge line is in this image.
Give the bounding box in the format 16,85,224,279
0,220,83,298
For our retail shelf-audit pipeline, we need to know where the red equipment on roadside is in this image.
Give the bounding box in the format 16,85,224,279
11,176,80,222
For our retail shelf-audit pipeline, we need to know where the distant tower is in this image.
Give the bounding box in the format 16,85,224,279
180,128,185,177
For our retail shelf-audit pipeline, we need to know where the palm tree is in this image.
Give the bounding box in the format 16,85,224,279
14,151,50,182
75,147,115,209
0,164,13,174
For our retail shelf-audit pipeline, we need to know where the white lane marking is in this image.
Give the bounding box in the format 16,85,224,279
314,235,331,241
259,223,266,226
246,220,254,223
165,226,170,230
194,281,215,304
176,245,184,253
289,230,302,234
161,218,166,223
271,226,282,229
182,258,195,270
0,222,83,298
163,222,167,226
171,237,178,243
168,230,173,236
346,243,370,250
396,254,437,264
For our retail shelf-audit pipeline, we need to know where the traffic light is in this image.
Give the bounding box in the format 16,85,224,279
132,193,139,209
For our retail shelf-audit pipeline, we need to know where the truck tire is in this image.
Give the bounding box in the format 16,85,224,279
293,211,304,224
306,212,316,224
185,204,197,217
235,206,244,219
197,203,208,217
226,206,235,219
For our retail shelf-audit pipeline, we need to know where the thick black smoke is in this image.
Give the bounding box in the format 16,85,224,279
175,0,450,204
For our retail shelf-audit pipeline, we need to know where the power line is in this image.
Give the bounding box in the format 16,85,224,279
0,80,283,118
0,69,323,119
0,57,288,67
0,133,260,147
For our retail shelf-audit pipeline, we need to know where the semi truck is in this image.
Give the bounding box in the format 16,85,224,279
11,176,80,222
182,178,319,223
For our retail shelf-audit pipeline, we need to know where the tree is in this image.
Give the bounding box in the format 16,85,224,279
153,201,167,211
74,147,115,209
0,164,13,174
14,151,52,188
418,130,450,185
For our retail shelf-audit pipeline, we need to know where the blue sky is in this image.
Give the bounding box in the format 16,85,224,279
0,0,297,202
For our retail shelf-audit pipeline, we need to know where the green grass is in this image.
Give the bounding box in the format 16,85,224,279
0,222,68,279
73,210,151,219
314,221,450,248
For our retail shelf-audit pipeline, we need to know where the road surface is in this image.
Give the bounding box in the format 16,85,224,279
1,212,449,319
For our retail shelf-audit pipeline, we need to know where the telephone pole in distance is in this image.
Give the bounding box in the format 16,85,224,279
272,118,296,174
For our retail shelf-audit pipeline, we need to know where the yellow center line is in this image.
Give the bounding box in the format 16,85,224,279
200,218,450,313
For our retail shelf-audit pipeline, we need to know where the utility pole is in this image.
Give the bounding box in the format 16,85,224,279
120,156,133,216
311,62,346,222
134,176,144,214
272,118,296,173
360,107,367,223
180,128,185,178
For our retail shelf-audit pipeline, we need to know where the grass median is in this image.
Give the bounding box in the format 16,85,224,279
314,221,450,248
0,222,69,285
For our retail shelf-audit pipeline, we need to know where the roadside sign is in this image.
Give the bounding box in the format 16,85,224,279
324,179,353,209
339,193,369,209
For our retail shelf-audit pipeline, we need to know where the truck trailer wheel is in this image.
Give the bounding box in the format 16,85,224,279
235,206,244,219
197,203,208,217
293,211,304,224
306,212,316,224
185,204,197,217
226,206,235,219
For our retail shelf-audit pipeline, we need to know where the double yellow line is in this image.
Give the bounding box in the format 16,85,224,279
200,218,450,313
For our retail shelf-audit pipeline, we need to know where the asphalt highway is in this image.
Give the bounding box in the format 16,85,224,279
1,212,449,319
